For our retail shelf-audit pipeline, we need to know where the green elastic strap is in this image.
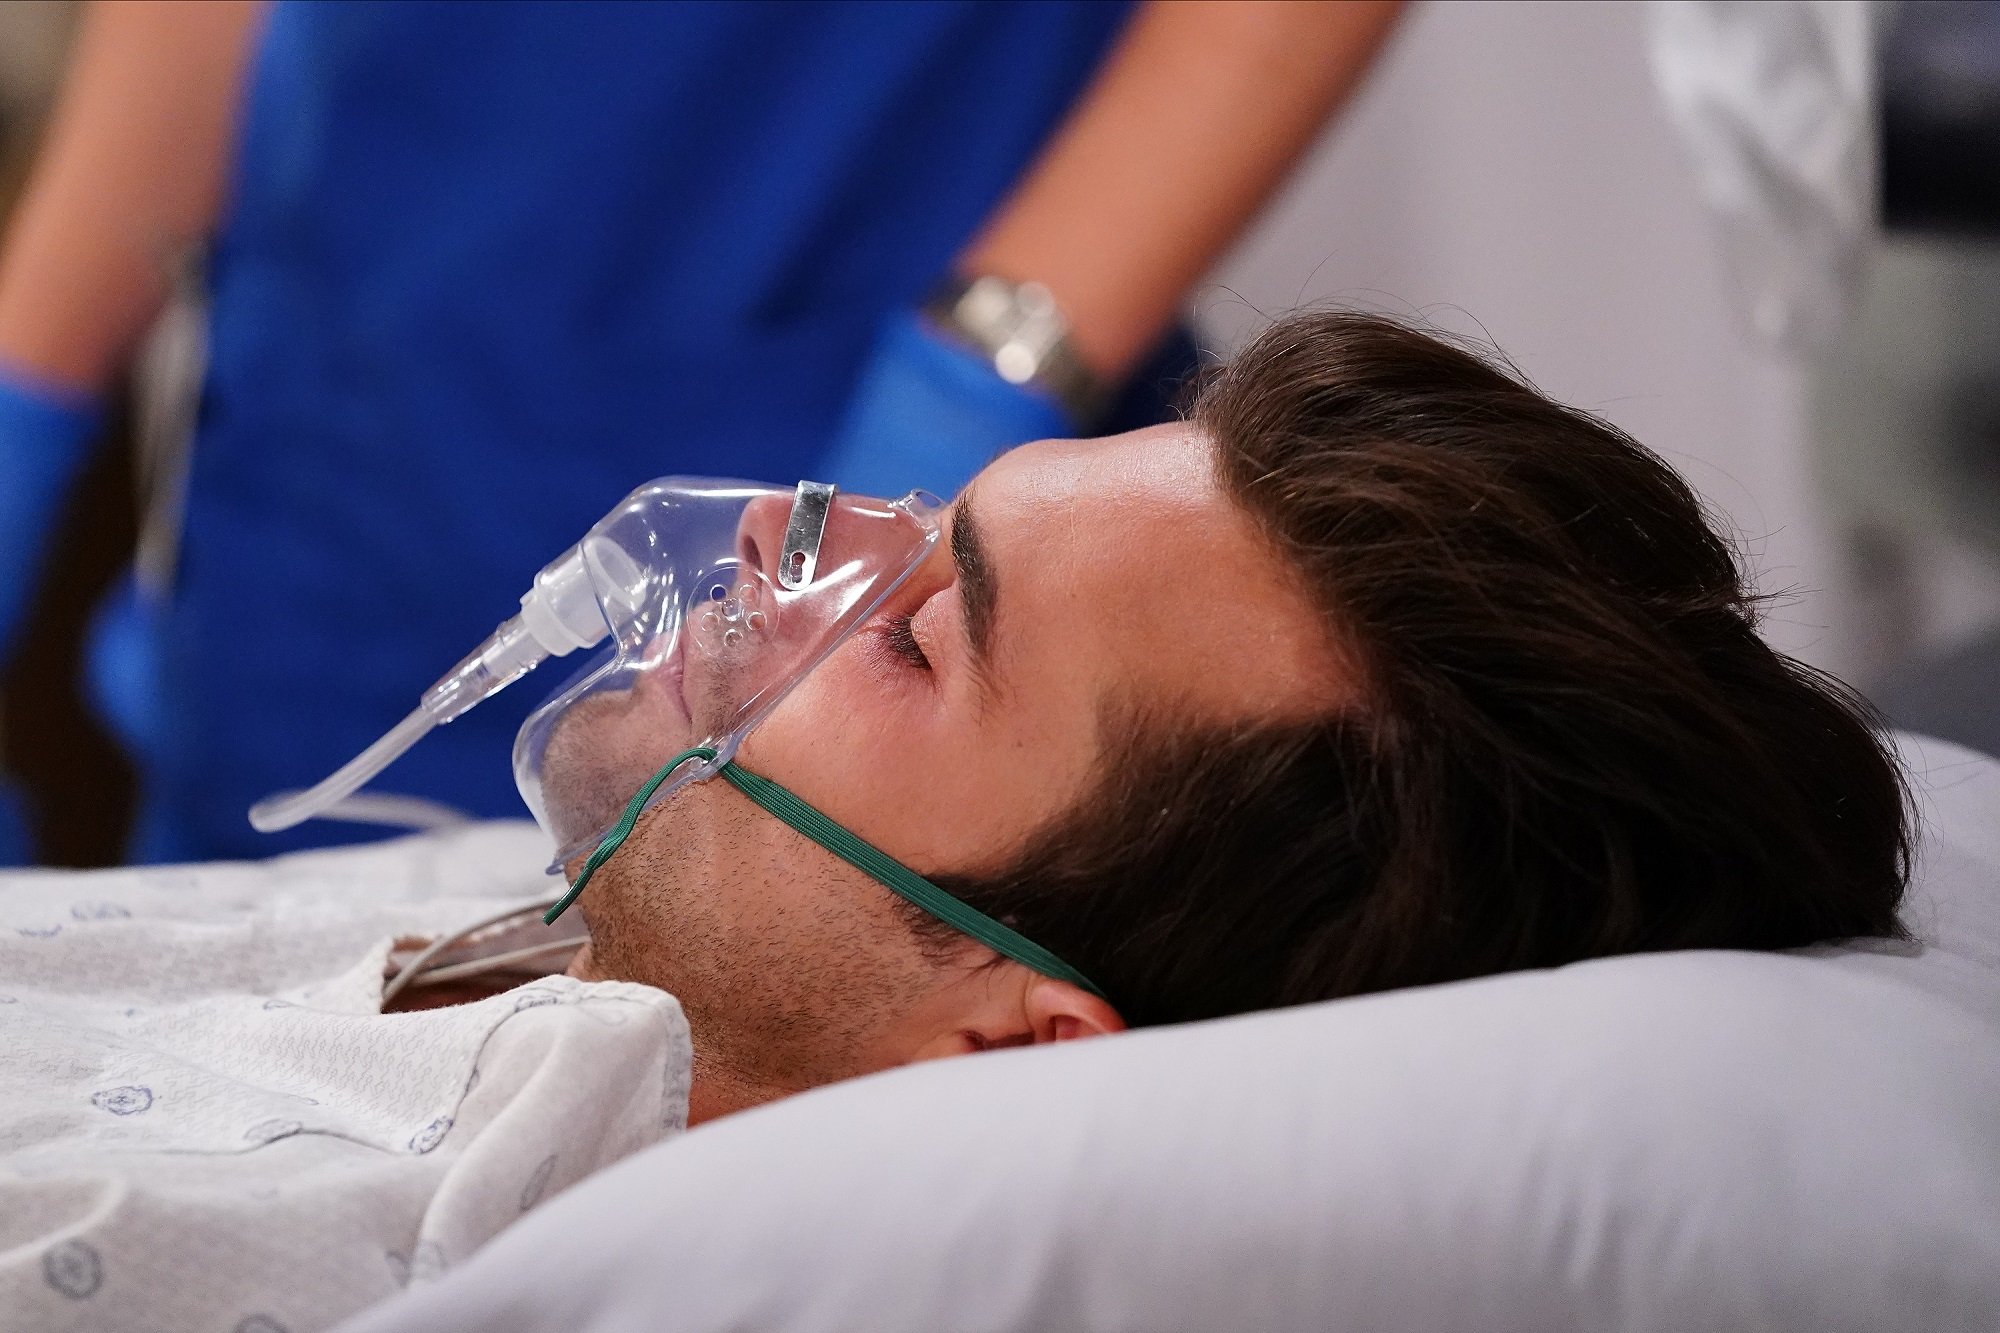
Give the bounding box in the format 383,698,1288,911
545,747,1106,1000
714,762,1106,999
543,745,717,925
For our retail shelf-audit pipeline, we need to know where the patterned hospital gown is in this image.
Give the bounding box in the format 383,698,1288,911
0,823,692,1333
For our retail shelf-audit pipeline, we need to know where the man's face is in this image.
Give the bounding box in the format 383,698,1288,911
570,425,1346,1105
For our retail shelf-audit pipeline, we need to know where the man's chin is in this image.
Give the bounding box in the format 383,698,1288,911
538,686,691,851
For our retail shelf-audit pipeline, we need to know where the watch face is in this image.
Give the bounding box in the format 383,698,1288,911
958,275,1024,331
931,275,1102,422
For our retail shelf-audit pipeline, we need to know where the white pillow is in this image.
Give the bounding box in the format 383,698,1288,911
339,735,2000,1333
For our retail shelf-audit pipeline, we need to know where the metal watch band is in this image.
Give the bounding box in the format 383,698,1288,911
922,274,1108,426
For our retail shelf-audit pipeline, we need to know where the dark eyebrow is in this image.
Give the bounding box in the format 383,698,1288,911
951,489,1000,695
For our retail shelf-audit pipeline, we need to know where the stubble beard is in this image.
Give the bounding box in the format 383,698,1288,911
572,791,884,1099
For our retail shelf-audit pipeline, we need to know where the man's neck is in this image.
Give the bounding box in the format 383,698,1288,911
568,939,792,1128
685,1063,777,1127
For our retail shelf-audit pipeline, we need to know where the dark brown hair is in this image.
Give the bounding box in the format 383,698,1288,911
929,312,1910,1028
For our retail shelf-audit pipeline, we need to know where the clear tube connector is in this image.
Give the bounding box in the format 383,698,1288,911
420,616,545,726
247,541,630,834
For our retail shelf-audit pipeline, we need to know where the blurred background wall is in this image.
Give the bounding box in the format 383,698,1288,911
0,2,74,195
1202,0,1998,741
1196,0,1844,674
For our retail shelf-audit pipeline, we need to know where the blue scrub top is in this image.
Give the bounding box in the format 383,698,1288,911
148,0,1141,860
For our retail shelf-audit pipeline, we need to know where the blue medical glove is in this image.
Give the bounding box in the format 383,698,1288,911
815,309,1075,502
84,569,167,765
0,363,101,663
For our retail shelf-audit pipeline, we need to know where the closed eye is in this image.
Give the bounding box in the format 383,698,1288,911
881,613,931,670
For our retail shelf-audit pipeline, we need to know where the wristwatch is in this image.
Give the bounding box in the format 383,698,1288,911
922,274,1108,426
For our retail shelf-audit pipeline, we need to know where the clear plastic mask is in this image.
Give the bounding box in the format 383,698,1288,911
516,478,943,863
249,478,943,864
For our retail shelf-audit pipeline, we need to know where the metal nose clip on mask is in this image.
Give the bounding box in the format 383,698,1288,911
250,476,1107,1001
250,478,943,851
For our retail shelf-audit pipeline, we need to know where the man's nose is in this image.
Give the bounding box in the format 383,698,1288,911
736,488,928,589
735,494,794,584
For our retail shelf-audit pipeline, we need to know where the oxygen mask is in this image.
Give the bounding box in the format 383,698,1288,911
250,479,944,863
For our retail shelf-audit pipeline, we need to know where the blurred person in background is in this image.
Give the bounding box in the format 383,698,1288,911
0,0,1401,865
0,0,79,863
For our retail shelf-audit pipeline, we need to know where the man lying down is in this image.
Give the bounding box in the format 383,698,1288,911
0,313,1911,1332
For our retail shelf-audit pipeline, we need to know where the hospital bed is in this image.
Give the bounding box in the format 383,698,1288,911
325,731,1997,1331
16,734,1998,1332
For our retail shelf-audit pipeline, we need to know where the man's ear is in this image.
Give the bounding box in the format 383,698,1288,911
908,967,1126,1062
1021,974,1125,1043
